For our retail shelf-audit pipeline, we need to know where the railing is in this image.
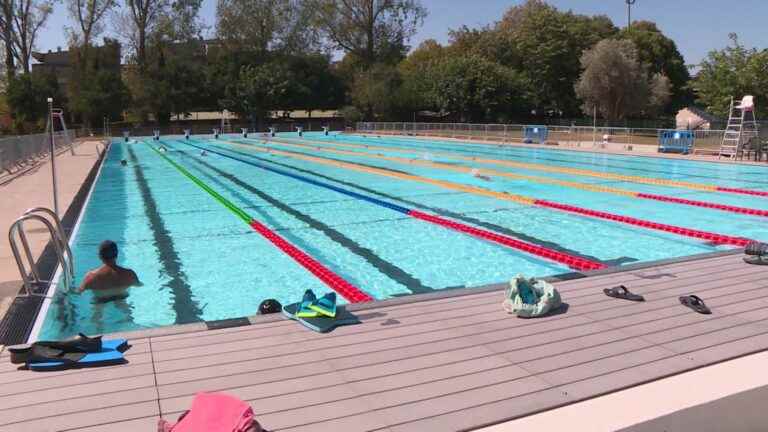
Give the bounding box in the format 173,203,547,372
0,131,72,176
8,207,74,298
355,122,731,156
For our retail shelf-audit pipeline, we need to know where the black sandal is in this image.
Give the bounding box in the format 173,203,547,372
604,285,645,302
679,295,712,314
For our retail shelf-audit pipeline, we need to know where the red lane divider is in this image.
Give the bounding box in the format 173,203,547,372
408,210,606,272
637,193,768,217
248,220,373,303
716,186,768,198
534,200,751,247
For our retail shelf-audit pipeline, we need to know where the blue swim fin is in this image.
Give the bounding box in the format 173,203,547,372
309,292,337,318
295,289,320,318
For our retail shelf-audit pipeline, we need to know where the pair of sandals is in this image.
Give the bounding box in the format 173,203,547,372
604,285,711,315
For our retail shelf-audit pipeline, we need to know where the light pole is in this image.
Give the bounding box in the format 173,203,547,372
48,97,59,217
626,0,636,29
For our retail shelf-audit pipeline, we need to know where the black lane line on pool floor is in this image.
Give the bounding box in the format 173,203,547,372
209,139,625,265
127,146,204,324
329,136,768,187
175,148,435,295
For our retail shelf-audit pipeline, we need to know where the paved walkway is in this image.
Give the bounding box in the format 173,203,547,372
0,252,765,432
0,140,103,323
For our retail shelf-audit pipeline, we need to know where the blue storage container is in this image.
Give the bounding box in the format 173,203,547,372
658,130,694,154
523,125,549,144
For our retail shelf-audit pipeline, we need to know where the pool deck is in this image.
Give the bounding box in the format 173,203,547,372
0,140,105,330
1,251,767,431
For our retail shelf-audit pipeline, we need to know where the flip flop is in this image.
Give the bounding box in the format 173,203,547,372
603,285,645,302
744,256,768,266
679,295,711,314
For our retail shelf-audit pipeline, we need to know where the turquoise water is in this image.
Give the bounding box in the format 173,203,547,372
37,132,768,339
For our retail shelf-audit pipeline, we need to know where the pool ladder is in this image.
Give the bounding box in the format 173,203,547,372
8,207,74,297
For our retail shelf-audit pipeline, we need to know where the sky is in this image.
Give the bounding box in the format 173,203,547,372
35,0,768,66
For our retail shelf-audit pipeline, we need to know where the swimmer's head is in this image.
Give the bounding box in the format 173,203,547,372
120,159,127,166
98,240,118,262
258,299,282,314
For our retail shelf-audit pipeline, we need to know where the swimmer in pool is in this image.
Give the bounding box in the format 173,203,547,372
200,150,207,156
78,240,141,299
120,159,127,166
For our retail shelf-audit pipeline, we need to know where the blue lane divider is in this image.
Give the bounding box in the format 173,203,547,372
172,140,412,215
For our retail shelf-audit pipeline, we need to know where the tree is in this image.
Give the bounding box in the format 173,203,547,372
309,0,427,67
66,0,116,65
349,63,403,120
398,39,445,112
427,55,528,122
66,38,127,126
221,61,294,127
691,34,768,118
6,71,63,129
575,39,669,121
1,0,16,82
115,0,167,71
11,0,54,73
216,0,318,54
493,0,618,115
619,21,691,111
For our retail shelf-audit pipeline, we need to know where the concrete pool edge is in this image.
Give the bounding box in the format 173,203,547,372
99,246,744,342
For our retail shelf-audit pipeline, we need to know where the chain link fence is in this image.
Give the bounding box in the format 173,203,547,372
0,132,73,177
355,122,730,156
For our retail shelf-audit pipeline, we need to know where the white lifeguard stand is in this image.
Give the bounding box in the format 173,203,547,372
719,95,759,159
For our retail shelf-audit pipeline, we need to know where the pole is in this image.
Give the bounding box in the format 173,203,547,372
626,0,636,29
48,97,59,217
593,105,597,146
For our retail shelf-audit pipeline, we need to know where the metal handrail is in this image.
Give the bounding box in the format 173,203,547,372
8,210,73,298
23,207,74,281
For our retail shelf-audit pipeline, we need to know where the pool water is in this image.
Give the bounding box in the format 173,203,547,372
36,132,768,339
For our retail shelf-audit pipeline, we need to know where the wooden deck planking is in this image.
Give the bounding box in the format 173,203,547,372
0,253,766,431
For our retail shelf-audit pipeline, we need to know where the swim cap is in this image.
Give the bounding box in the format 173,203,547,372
258,299,282,314
98,240,118,260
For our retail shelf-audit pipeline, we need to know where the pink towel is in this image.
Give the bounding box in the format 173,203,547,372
157,392,261,432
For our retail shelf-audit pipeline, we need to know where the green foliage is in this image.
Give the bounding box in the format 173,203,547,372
310,0,427,67
427,55,528,122
6,72,65,130
692,34,768,118
618,21,691,111
575,39,670,121
488,0,618,114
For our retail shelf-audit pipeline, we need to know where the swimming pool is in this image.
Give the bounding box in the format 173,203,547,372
34,132,768,339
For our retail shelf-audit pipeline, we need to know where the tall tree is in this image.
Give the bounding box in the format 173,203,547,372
310,0,427,67
118,0,167,70
66,0,116,65
575,39,669,121
1,0,16,82
11,0,54,73
619,21,691,112
492,0,618,115
216,0,317,53
692,33,768,118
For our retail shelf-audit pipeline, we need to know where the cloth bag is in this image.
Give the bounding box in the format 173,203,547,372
503,274,562,318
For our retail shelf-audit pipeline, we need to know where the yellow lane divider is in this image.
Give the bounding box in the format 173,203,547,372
268,138,639,198
275,135,719,192
223,140,537,205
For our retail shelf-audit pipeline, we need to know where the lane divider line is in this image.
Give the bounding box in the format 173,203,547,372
219,139,752,248
275,135,768,198
176,140,605,271
146,141,373,303
267,138,768,218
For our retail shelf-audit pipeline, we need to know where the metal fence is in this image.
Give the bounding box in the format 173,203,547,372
355,122,730,155
110,119,346,139
0,132,73,176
